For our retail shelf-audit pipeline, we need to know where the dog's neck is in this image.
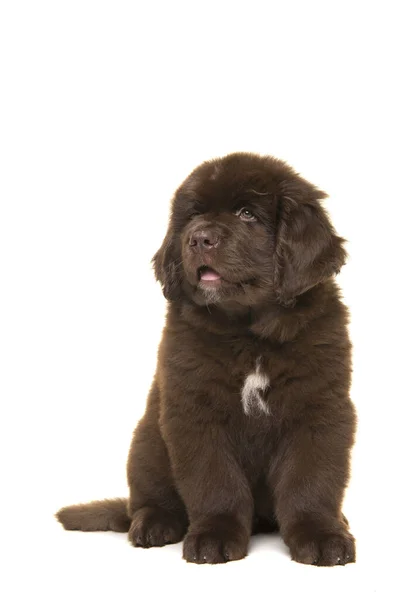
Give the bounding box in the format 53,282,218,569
170,280,342,343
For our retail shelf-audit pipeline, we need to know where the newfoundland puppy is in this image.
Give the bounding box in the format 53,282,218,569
57,152,356,566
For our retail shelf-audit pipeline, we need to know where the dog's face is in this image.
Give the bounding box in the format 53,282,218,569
154,153,346,309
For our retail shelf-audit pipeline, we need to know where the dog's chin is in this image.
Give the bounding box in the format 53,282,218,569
182,262,271,308
185,265,236,306
197,279,225,304
189,274,262,308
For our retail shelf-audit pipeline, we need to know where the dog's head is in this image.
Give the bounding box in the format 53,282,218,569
153,153,346,309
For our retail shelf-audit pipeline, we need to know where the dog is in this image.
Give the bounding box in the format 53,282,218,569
57,152,356,566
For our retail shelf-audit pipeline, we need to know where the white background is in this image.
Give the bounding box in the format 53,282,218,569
1,1,399,598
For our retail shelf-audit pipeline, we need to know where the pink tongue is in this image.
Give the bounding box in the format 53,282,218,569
201,268,221,281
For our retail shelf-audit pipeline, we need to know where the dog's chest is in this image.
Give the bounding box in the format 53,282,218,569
164,326,289,420
240,357,271,417
219,338,278,419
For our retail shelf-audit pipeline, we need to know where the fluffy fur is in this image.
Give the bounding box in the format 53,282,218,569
57,152,356,566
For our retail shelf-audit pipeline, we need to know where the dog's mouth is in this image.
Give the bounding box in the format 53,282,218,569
197,266,222,283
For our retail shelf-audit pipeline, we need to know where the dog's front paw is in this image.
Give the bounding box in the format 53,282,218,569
287,521,356,566
183,516,249,564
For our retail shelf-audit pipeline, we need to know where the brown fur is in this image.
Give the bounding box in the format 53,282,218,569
56,152,356,566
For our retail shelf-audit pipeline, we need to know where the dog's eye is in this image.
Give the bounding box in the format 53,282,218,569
236,208,257,222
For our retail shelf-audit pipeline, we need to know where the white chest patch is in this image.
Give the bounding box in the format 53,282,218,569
241,359,270,417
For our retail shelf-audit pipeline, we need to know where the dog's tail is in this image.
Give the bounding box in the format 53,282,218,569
55,498,131,532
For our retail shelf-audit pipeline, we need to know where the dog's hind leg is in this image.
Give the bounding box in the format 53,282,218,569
127,381,188,547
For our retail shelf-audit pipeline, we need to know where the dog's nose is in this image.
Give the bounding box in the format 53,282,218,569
189,230,220,251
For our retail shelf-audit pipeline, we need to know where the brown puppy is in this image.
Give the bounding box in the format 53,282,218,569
57,152,356,566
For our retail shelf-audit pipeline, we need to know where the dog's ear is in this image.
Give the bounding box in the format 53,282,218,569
274,178,347,307
152,224,182,301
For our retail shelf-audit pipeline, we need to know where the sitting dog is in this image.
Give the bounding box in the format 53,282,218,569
57,152,356,566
